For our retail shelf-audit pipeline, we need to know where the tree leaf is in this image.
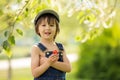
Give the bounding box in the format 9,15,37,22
77,11,85,20
79,17,85,24
4,31,9,37
8,35,15,45
75,35,81,42
5,50,12,58
86,13,96,22
16,29,23,36
2,40,10,51
2,40,12,57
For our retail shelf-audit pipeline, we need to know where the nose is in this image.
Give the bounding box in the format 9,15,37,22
46,25,50,29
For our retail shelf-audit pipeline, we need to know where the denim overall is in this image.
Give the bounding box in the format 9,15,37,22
34,43,66,80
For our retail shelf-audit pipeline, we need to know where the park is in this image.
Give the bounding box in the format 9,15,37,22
0,0,120,80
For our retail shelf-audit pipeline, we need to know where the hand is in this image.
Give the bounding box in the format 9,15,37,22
40,54,59,65
47,54,59,65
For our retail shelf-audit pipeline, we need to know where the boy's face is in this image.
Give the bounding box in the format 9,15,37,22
38,18,56,40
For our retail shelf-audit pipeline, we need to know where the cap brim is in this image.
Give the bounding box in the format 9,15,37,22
34,9,59,25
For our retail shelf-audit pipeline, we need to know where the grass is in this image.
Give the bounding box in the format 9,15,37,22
0,61,78,80
0,68,77,80
12,68,33,80
0,68,33,80
0,70,7,80
0,46,79,80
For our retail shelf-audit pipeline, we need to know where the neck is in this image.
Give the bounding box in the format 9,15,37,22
40,38,55,45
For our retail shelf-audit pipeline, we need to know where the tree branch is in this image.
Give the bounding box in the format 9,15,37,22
110,0,117,14
10,0,31,36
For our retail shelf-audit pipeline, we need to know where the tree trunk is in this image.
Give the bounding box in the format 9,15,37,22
8,58,12,80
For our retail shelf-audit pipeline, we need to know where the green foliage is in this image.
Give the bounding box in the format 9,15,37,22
77,9,96,24
2,40,11,51
4,31,10,37
16,29,23,36
0,0,119,58
8,35,15,45
2,40,12,57
76,24,120,80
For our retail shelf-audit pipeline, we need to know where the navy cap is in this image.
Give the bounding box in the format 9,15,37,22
34,9,59,25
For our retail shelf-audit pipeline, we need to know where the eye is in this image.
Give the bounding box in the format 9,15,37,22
42,24,46,27
50,24,54,27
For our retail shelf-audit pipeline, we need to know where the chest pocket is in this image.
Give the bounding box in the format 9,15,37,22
37,43,64,62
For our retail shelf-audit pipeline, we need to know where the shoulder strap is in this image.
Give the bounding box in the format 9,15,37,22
37,42,64,52
37,43,47,52
56,43,64,51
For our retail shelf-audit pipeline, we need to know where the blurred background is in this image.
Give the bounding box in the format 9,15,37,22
0,0,120,80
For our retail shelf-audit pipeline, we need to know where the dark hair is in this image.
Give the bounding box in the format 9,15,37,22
34,9,60,26
35,14,60,39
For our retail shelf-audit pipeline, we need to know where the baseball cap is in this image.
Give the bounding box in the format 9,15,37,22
34,9,59,25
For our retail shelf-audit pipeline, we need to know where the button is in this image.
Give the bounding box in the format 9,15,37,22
60,53,63,56
46,52,49,55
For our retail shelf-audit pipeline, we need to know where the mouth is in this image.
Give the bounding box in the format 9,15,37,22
45,32,51,35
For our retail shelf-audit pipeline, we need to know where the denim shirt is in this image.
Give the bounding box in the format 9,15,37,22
34,43,66,80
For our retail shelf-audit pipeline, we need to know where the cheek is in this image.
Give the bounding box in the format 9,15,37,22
38,26,43,32
53,27,57,31
53,28,57,34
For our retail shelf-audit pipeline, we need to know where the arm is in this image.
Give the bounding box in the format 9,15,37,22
31,45,58,78
31,45,50,78
51,50,72,72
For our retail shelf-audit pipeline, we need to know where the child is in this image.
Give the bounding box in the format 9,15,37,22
31,9,71,80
